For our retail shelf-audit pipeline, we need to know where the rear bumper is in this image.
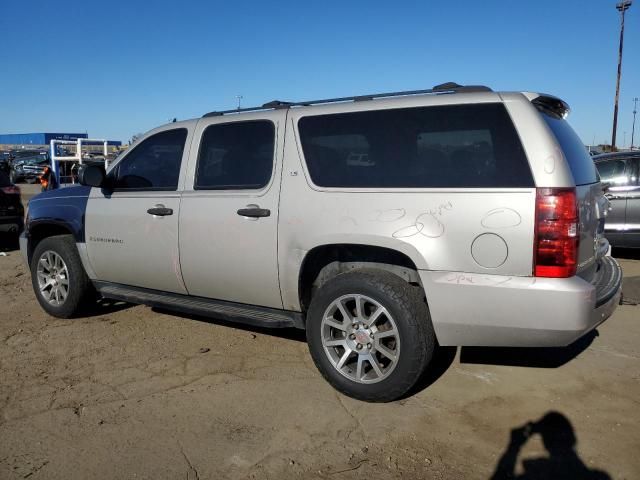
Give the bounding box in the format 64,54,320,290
419,256,622,347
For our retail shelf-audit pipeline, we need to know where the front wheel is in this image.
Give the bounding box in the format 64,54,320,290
306,269,435,402
30,234,93,318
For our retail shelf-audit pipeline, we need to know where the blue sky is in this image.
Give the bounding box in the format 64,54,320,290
1,0,638,145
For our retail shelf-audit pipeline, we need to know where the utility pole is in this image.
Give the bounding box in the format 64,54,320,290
236,95,243,110
612,1,632,150
632,97,638,150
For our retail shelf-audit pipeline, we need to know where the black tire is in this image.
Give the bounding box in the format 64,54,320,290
306,269,435,402
30,234,93,318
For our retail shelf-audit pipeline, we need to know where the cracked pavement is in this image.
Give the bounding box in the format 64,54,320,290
1,222,639,478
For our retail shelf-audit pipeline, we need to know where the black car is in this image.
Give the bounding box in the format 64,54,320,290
593,151,640,248
0,152,11,175
0,171,24,237
10,152,49,184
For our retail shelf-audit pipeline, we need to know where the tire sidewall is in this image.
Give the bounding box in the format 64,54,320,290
307,271,433,401
30,235,87,318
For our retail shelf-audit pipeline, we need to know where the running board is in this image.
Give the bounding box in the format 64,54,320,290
93,282,305,329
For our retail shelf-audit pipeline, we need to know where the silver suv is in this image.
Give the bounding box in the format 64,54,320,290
21,82,623,402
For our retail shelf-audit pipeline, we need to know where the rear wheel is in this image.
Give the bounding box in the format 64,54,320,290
306,269,435,402
30,235,93,318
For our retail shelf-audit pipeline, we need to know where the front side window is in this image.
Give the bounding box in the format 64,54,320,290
298,103,533,188
195,121,275,190
112,129,187,190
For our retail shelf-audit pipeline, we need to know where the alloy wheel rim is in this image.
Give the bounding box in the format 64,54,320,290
321,294,401,384
36,250,69,306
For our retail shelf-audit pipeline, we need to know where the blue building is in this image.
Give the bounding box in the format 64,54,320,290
0,132,121,146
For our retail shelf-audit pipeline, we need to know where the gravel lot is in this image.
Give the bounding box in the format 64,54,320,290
1,185,639,479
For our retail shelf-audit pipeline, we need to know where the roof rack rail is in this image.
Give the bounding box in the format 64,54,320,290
202,82,492,117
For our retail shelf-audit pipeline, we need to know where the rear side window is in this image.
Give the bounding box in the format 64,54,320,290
541,114,598,186
113,129,187,190
195,121,274,190
298,103,533,188
595,159,629,185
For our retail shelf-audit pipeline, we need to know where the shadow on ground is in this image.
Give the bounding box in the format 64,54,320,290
0,233,19,252
491,411,610,479
402,345,458,399
150,306,602,398
81,298,134,318
460,330,597,368
152,306,307,343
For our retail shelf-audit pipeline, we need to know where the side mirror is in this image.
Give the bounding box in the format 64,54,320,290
78,164,106,188
600,181,611,192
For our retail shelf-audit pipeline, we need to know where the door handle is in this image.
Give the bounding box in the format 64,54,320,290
147,206,173,216
237,207,271,218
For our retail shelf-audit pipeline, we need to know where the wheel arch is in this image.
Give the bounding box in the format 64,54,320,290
297,243,424,313
27,222,75,264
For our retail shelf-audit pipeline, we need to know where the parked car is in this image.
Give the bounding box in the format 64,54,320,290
10,152,49,184
0,152,12,175
20,83,622,402
0,171,24,237
593,151,640,248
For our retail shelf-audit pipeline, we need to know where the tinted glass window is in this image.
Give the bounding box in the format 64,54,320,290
113,129,187,190
595,159,629,186
631,157,640,186
195,121,274,190
298,103,533,188
541,114,598,185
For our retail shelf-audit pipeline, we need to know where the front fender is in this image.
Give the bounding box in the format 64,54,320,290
26,186,91,242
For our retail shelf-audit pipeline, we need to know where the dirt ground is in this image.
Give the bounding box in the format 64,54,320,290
1,185,639,479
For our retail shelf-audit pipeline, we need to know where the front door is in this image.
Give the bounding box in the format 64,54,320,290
178,112,285,309
85,127,192,293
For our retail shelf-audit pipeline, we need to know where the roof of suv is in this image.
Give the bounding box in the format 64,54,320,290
201,82,494,118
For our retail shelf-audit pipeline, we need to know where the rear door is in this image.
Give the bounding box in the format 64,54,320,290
178,111,285,309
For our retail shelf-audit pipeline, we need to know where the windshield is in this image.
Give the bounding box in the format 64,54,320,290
14,150,45,158
18,156,47,164
541,113,598,185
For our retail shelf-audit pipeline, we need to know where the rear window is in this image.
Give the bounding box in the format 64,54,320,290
298,103,533,188
541,113,598,185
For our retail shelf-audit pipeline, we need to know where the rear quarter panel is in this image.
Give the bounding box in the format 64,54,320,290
278,97,537,311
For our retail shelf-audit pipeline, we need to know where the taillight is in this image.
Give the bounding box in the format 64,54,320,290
534,187,578,278
1,186,20,195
